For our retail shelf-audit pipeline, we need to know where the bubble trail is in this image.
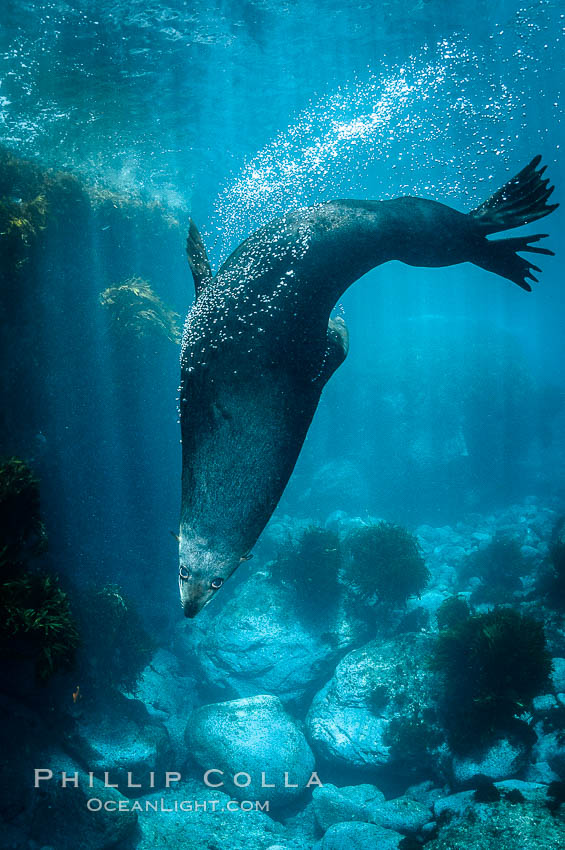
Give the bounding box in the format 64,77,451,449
211,36,526,263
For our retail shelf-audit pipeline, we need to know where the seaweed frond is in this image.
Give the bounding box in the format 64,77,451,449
100,276,180,344
0,571,79,681
344,521,429,605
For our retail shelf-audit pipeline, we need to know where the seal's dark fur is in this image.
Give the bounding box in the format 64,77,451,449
178,157,557,616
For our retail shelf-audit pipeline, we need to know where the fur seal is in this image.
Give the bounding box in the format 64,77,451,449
178,156,557,617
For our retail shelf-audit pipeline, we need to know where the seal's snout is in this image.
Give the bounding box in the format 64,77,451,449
178,563,212,618
182,600,201,619
177,536,233,618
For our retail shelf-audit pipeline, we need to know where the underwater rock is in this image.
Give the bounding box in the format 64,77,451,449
532,694,558,713
532,727,565,776
525,760,561,784
306,634,439,774
368,795,433,834
426,794,565,850
433,780,546,821
314,820,403,850
256,514,313,561
449,737,529,786
432,788,476,820
298,459,370,518
405,589,448,622
29,753,137,850
551,657,565,693
312,784,432,837
416,524,458,546
325,512,372,537
281,799,321,847
472,532,493,544
416,524,468,569
177,573,366,706
133,780,290,850
185,694,316,807
63,692,173,796
0,693,46,834
134,649,199,750
432,542,468,567
404,780,445,808
494,779,549,803
75,583,155,694
312,783,385,830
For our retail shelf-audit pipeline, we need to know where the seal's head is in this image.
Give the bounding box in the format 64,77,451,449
177,532,240,618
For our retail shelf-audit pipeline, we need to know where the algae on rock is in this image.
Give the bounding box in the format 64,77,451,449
100,276,181,344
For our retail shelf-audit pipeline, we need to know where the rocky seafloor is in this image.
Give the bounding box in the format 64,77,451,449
4,499,565,850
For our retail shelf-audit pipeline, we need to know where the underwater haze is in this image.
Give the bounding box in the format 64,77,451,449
1,1,565,849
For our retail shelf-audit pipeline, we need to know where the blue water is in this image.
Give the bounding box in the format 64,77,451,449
2,1,563,568
1,1,565,846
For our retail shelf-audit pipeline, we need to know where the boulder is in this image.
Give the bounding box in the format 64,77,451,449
177,573,366,706
433,789,476,820
134,648,199,749
134,781,291,850
255,514,312,561
306,634,439,772
29,753,137,850
298,459,369,517
551,657,565,693
282,799,321,846
404,780,445,808
532,727,565,775
63,692,172,796
368,795,432,834
186,694,316,807
426,795,565,850
312,783,385,830
312,784,432,837
449,737,528,786
525,760,561,784
494,779,548,803
433,780,547,821
532,694,558,713
315,821,403,850
406,589,447,621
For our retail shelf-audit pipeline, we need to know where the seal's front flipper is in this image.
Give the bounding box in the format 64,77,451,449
470,155,558,233
186,219,213,296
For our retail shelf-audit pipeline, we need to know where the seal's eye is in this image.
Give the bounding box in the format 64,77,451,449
211,577,224,590
179,566,190,581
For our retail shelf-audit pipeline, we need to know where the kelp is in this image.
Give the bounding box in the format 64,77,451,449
0,570,79,681
100,276,181,344
0,458,76,682
74,583,154,693
0,145,186,292
87,183,181,231
271,526,342,623
0,149,49,272
0,147,89,277
0,457,47,570
432,607,551,753
344,521,429,605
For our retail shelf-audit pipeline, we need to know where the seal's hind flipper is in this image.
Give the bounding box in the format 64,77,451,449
474,232,554,291
470,155,559,234
186,219,213,296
